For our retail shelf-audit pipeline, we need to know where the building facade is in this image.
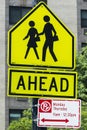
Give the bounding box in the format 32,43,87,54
77,0,87,49
0,0,86,129
5,1,34,130
0,1,5,130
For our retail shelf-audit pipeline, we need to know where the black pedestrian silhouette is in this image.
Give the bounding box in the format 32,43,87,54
23,21,39,59
39,15,58,61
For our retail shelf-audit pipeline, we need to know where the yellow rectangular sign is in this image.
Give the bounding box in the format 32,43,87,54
8,69,77,99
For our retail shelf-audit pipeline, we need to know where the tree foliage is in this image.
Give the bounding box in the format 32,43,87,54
7,108,32,130
76,46,87,101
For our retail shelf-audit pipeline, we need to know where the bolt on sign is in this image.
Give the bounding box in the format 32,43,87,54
8,68,77,98
37,99,81,128
8,2,75,70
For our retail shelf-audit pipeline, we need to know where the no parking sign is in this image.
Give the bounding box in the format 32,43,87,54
38,99,81,128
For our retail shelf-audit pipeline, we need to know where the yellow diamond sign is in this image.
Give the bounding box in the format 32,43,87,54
8,2,75,70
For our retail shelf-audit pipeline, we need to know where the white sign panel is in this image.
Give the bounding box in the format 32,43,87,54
37,99,81,128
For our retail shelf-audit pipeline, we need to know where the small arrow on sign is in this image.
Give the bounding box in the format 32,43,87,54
41,118,69,123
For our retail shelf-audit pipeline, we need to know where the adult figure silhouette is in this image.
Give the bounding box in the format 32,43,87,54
23,21,39,59
39,15,58,61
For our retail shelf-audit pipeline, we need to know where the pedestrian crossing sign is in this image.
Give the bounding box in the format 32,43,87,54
8,2,75,70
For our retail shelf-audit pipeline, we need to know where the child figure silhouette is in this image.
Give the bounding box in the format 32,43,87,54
23,21,39,59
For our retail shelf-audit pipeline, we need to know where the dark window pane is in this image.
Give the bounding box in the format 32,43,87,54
35,0,47,4
81,19,87,27
81,10,87,28
9,6,32,25
84,28,87,35
9,6,21,24
81,11,87,19
9,109,23,123
22,7,31,17
81,43,87,48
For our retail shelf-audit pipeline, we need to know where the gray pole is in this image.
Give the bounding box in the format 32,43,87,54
32,98,47,130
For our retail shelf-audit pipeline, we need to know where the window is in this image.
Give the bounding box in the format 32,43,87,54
81,10,87,28
9,109,23,123
16,97,28,102
9,6,32,25
84,28,87,35
35,0,47,4
81,43,87,48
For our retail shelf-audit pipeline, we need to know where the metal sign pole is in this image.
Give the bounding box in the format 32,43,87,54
32,98,47,130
